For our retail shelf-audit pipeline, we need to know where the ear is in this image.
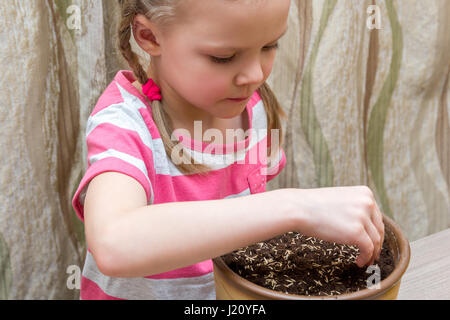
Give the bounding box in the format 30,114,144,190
132,14,162,56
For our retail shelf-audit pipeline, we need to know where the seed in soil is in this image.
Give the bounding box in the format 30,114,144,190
221,232,395,296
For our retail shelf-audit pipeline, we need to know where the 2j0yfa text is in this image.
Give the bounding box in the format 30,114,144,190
227,304,266,317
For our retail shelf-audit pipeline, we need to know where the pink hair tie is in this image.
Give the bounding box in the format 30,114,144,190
142,78,162,103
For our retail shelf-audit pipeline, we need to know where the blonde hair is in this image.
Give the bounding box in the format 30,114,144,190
117,0,287,176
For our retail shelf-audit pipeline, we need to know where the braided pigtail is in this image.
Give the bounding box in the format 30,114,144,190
118,0,149,84
258,82,287,167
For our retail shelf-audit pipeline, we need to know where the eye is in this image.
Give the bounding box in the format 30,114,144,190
210,55,235,64
263,43,280,51
210,43,280,64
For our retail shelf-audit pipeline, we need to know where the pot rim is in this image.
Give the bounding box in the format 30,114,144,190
213,214,411,300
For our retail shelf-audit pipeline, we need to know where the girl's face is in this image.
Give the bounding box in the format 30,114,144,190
145,0,290,121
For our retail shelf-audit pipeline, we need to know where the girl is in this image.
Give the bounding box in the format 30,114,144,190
72,0,384,300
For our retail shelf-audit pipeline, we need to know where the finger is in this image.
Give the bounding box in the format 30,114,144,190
372,201,385,259
364,220,381,265
355,230,374,268
367,203,382,263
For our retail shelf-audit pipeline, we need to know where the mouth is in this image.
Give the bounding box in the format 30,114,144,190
227,97,250,102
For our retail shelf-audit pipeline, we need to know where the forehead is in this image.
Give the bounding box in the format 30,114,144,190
173,0,290,49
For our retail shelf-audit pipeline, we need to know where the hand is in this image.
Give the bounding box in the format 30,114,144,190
285,186,385,268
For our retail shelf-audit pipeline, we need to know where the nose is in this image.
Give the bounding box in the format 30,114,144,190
235,57,265,87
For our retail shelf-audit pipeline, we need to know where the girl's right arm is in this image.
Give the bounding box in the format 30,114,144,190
84,172,384,278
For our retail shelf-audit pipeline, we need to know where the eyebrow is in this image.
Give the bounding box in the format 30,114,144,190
205,27,288,51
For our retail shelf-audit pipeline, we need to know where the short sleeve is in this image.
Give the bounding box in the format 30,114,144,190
72,102,155,222
264,147,287,182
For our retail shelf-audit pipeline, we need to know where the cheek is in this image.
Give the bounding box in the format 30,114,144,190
263,54,276,79
196,72,230,100
163,52,230,102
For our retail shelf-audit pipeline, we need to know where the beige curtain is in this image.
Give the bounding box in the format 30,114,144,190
268,0,450,240
0,0,448,299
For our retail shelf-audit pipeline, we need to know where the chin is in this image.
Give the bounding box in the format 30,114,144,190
225,106,247,118
206,99,246,119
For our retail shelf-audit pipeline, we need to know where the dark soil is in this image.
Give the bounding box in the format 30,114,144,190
222,232,395,296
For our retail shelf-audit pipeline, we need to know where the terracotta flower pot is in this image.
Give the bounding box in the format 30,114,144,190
213,215,410,300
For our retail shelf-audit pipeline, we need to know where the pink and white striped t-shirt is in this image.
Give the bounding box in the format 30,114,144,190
72,70,286,300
